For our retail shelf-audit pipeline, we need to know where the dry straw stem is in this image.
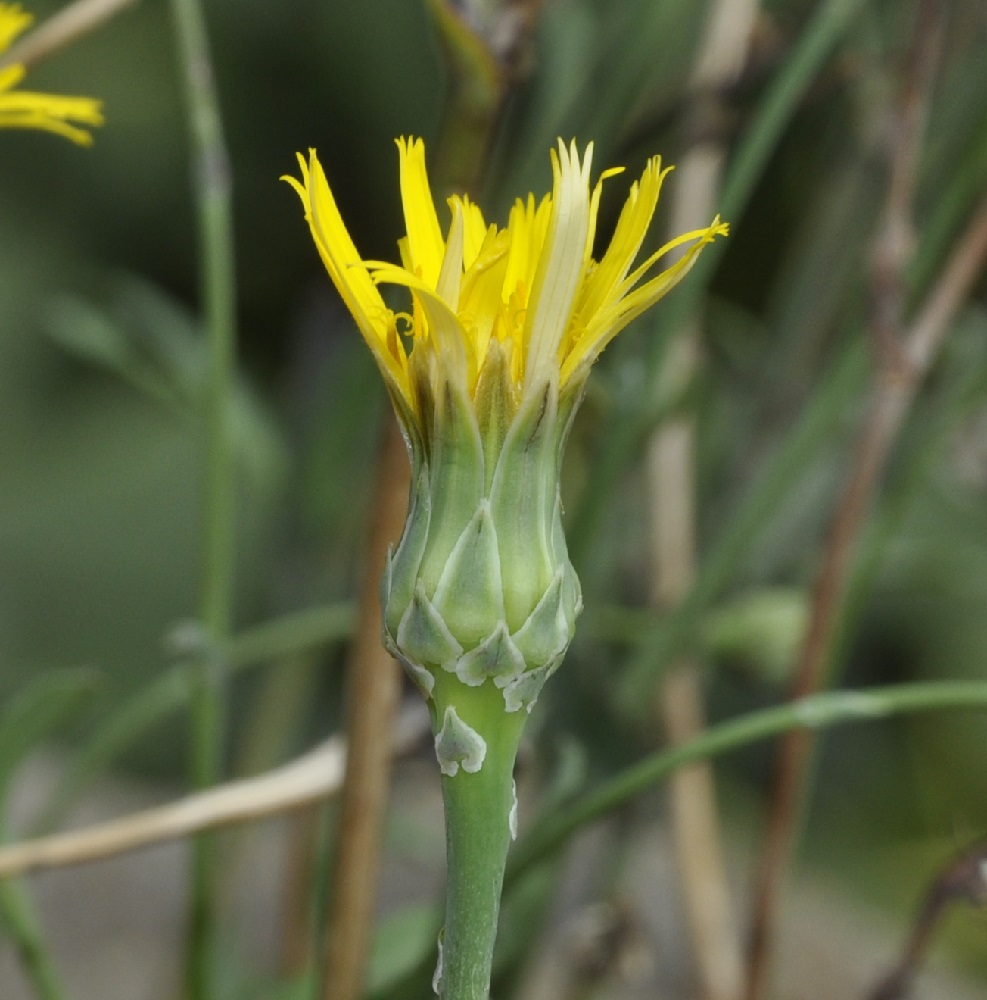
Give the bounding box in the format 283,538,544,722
0,0,138,70
0,705,428,879
746,188,987,1000
743,5,987,998
646,2,758,998
320,419,410,1000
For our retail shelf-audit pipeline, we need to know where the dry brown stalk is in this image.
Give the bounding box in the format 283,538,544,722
320,418,410,1000
741,6,987,998
646,3,759,998
868,840,987,1000
745,186,987,1000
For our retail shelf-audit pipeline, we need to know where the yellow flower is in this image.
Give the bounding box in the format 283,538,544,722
287,137,728,1000
0,3,103,145
284,137,727,425
285,138,727,717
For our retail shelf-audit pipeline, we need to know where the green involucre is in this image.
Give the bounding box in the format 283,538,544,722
382,343,583,719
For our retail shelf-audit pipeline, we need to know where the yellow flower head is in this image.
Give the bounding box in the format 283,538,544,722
0,3,103,145
285,138,728,714
284,138,727,428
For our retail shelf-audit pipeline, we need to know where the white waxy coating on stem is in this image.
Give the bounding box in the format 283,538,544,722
431,930,444,995
509,779,519,841
434,705,487,776
794,690,886,728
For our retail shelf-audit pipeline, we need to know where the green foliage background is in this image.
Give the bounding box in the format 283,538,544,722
1,0,987,995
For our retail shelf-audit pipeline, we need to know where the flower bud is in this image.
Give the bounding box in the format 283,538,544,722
381,340,582,716
284,136,727,739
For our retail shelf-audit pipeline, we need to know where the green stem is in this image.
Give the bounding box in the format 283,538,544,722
0,880,66,1000
432,687,526,1000
169,0,237,995
170,0,237,638
508,680,987,884
35,605,355,835
187,655,224,999
379,679,987,1000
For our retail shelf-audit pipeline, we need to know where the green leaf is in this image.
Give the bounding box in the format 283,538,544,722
35,605,354,834
0,669,101,814
508,681,987,884
46,275,286,493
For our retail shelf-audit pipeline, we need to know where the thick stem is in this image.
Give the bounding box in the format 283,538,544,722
435,688,526,1000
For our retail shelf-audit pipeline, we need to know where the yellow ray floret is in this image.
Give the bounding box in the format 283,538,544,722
0,3,103,145
283,137,728,420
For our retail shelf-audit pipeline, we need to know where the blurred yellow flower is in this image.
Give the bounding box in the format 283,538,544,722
0,2,103,145
284,137,727,426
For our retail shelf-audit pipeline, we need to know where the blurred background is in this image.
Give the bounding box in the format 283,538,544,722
1,0,986,998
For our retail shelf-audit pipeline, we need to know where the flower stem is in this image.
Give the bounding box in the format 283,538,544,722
0,880,66,1000
168,0,237,995
508,681,987,885
435,692,525,1000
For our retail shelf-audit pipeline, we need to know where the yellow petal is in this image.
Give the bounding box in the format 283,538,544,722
397,136,445,288
455,194,489,271
283,151,410,402
369,260,475,390
584,165,625,269
0,7,102,145
522,140,594,392
285,137,729,422
0,4,32,52
502,193,549,307
436,199,465,310
561,218,729,385
574,158,669,335
459,227,511,375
